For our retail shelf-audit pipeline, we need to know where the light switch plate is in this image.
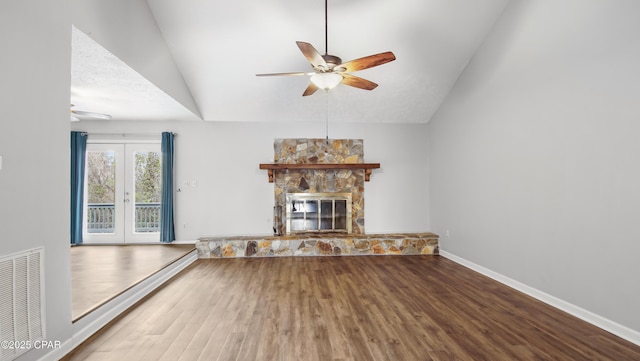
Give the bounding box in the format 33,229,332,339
0,155,3,170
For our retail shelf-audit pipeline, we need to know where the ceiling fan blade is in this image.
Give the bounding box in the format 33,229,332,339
71,110,112,120
256,72,311,77
337,51,396,73
341,73,378,91
302,83,319,97
296,41,327,69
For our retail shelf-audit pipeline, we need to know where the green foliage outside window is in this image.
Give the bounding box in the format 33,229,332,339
135,151,161,203
86,151,161,204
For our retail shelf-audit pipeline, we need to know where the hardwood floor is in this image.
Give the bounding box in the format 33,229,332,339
71,244,195,321
63,256,640,360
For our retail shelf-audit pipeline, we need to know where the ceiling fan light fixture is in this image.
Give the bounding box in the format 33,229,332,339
310,72,343,90
256,0,395,96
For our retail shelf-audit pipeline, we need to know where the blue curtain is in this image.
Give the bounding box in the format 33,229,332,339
160,132,176,243
70,131,87,245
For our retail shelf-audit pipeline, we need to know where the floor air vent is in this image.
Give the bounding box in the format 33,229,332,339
0,248,45,361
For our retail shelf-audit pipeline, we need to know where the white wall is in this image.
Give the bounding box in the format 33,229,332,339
429,0,640,335
0,1,72,360
72,120,431,240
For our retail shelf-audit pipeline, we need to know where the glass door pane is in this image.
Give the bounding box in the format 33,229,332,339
86,150,116,234
305,200,319,231
124,144,161,243
290,200,305,231
83,144,124,243
134,150,161,233
320,200,333,230
334,200,347,230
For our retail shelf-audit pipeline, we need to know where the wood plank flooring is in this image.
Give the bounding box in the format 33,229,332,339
71,244,195,321
63,256,640,360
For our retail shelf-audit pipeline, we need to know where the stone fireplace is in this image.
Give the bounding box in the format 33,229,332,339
270,138,367,235
194,138,439,258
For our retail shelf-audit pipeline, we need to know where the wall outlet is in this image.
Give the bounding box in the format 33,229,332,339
0,155,3,170
445,229,450,238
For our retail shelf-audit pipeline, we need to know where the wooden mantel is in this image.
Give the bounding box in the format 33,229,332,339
259,163,381,183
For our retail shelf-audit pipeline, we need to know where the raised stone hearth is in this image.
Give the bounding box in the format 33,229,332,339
196,233,439,258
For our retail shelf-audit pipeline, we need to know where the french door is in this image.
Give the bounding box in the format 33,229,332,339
83,143,162,243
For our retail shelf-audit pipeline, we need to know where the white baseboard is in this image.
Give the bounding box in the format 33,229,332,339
440,250,640,346
172,239,197,245
40,250,198,361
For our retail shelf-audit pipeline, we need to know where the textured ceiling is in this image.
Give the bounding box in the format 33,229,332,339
71,27,202,122
71,0,510,123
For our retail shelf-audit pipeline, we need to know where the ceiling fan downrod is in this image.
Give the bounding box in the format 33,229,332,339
324,0,328,55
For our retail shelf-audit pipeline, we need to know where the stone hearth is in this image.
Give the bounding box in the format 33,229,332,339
196,233,439,258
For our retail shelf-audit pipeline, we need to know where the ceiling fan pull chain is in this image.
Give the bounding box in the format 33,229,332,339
325,92,330,142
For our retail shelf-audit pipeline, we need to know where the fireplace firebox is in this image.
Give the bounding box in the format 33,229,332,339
285,193,352,235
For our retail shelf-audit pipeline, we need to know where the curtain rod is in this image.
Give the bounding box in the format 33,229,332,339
79,132,176,137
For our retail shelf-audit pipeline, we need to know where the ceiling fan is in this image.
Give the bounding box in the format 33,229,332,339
70,104,112,122
256,0,396,96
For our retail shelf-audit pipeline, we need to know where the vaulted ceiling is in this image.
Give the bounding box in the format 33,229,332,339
70,0,510,123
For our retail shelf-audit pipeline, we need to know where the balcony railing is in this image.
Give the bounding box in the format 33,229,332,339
87,203,161,233
87,203,115,233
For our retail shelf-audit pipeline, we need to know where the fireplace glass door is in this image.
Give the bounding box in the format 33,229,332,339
286,193,352,234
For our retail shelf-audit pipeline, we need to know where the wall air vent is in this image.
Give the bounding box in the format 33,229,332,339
0,248,45,361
